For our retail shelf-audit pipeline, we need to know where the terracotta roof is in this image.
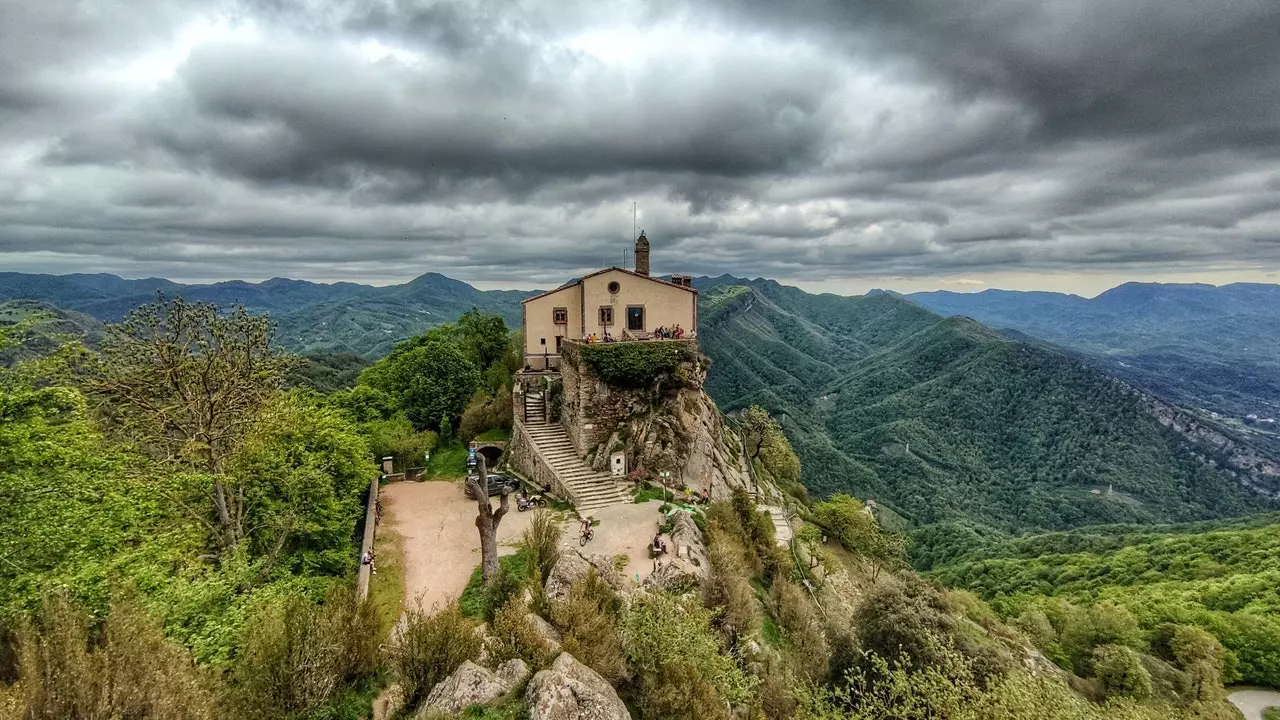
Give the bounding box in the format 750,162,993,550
521,266,698,304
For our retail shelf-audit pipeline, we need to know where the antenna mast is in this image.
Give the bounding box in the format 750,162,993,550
633,201,637,241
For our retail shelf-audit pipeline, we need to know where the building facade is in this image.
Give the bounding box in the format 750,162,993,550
522,232,697,369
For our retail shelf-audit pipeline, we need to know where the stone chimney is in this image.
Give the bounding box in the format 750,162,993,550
634,230,650,276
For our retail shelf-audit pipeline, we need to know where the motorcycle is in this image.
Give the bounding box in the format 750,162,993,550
517,494,547,512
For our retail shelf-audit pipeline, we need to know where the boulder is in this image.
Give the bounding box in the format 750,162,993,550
526,653,631,720
545,550,624,603
495,658,531,688
419,661,509,716
526,612,563,653
642,512,708,593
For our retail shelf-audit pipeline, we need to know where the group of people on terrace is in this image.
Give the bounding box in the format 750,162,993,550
582,323,689,344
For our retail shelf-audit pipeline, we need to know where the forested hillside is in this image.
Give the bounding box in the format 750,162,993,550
0,272,531,358
695,278,1279,533
907,283,1280,441
925,515,1280,688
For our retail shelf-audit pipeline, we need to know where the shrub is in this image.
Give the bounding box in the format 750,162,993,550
487,598,555,670
519,510,563,587
1092,645,1153,701
15,594,220,720
459,388,513,442
854,577,956,673
550,571,629,685
704,527,760,640
622,593,756,720
232,588,380,719
387,601,482,709
576,341,697,388
770,580,829,683
460,553,531,621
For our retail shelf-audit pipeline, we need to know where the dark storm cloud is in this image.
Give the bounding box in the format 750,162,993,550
1,0,1279,286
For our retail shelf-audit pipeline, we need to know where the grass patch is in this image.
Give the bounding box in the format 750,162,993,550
459,551,532,620
1265,708,1280,720
425,443,468,479
634,484,673,504
474,427,511,442
761,613,782,647
461,698,529,719
368,528,405,633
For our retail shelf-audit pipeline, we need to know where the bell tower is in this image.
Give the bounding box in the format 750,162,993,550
634,230,650,276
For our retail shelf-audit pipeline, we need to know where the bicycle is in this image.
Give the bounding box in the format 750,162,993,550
579,525,595,546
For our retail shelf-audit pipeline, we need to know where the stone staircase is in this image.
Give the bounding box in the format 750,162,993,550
521,392,629,512
763,505,793,547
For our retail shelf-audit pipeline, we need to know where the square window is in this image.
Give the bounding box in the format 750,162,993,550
598,306,614,325
552,307,568,324
627,305,645,331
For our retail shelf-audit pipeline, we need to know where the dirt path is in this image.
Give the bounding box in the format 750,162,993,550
578,500,669,583
381,480,539,612
382,484,673,611
1228,687,1280,720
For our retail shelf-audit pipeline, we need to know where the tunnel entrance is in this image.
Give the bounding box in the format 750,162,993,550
477,445,503,467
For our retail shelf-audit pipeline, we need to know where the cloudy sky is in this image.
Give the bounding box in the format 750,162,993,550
3,0,1279,295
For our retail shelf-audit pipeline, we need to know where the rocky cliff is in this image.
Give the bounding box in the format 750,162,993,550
559,340,751,500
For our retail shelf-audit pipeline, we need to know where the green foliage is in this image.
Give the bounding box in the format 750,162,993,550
929,518,1280,686
230,589,380,719
622,592,756,720
487,597,554,669
14,594,220,720
361,416,436,473
550,570,628,685
458,309,512,374
459,387,513,442
1092,645,1153,701
518,511,563,588
812,494,907,576
575,340,697,388
424,442,469,479
232,392,376,575
285,352,369,394
386,602,481,710
459,553,531,621
359,331,480,432
695,279,1274,532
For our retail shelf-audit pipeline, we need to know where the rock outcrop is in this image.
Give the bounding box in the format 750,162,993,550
526,653,631,720
495,658,532,688
1142,393,1280,497
557,340,751,500
545,550,626,603
526,612,564,653
642,512,708,593
419,661,511,716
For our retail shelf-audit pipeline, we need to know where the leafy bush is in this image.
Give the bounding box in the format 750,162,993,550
386,601,482,709
459,388,513,442
770,579,829,682
704,526,760,640
1092,645,1153,701
487,598,554,669
15,594,220,720
231,589,380,719
550,571,628,685
576,341,697,388
622,593,756,720
519,511,563,587
460,553,531,621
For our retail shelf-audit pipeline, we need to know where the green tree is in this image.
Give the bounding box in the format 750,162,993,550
359,336,479,431
79,297,294,548
1092,644,1153,700
458,309,510,373
813,494,907,579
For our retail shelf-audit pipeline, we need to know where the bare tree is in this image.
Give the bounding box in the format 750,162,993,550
81,295,295,548
465,456,510,587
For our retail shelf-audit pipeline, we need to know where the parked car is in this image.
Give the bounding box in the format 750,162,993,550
464,473,519,499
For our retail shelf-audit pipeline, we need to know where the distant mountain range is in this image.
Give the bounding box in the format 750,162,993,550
4,270,1279,533
0,271,532,358
903,283,1280,450
693,276,1280,532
